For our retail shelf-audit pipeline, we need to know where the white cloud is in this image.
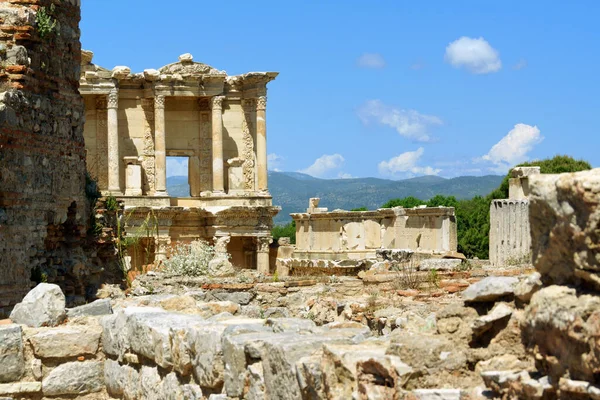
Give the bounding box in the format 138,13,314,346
357,53,386,69
481,123,543,170
357,99,442,142
337,172,353,179
378,147,441,177
267,153,284,171
513,59,527,70
300,154,345,178
167,157,188,177
445,36,502,74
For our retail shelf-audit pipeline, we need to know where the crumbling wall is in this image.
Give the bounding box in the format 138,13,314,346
0,0,88,315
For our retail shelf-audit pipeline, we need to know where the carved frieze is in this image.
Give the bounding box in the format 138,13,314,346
107,89,118,109
154,95,165,110
241,99,255,191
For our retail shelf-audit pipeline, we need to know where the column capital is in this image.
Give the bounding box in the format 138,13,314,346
107,88,119,109
154,95,165,110
255,236,273,253
256,96,267,111
210,95,225,111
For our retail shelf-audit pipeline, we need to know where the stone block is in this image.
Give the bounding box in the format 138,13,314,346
66,298,112,318
0,324,24,383
9,283,66,327
462,277,519,302
0,382,41,396
419,258,462,271
42,361,104,396
29,324,101,358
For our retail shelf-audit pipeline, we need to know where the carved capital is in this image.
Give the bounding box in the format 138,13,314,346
154,95,165,110
255,236,272,253
210,95,225,111
107,89,119,109
256,96,267,111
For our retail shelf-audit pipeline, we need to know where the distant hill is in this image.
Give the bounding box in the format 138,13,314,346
167,172,503,224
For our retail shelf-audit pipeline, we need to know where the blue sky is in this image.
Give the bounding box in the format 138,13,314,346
81,1,600,179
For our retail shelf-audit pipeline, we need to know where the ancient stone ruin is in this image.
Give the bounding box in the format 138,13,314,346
79,51,279,274
0,0,92,317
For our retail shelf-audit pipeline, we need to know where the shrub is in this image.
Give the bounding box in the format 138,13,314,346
36,4,57,38
163,240,215,276
272,220,296,244
350,207,368,211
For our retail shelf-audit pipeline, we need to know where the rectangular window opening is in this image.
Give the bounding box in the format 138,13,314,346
166,156,191,197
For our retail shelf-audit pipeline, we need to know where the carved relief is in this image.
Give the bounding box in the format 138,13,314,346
154,95,165,110
256,96,267,111
141,99,155,194
107,89,119,109
96,95,108,190
242,99,255,191
199,112,212,192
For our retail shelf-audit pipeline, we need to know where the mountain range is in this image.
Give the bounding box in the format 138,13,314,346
167,172,504,224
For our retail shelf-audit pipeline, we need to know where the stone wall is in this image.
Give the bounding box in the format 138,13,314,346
0,0,88,315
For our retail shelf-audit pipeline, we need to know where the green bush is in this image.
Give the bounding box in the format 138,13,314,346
381,196,426,209
350,207,368,211
163,240,216,276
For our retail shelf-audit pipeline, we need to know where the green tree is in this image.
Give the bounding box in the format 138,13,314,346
350,207,368,211
381,196,426,209
272,220,296,244
426,195,458,208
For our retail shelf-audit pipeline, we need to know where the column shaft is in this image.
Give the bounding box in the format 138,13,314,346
154,95,167,195
211,96,225,193
256,96,268,192
107,89,121,193
255,236,272,274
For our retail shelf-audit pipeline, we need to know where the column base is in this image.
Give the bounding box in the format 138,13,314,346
154,190,169,197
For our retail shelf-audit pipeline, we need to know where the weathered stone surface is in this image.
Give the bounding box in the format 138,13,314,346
111,66,131,79
9,283,66,327
81,49,93,64
210,291,254,305
436,304,477,340
410,389,463,399
265,317,317,333
66,299,112,318
143,68,160,81
321,342,412,399
529,169,600,290
0,324,24,383
29,324,102,358
264,306,290,319
471,303,513,336
462,277,518,302
179,53,194,63
521,285,600,383
419,258,462,271
42,361,104,396
0,382,41,396
198,301,240,317
514,272,542,303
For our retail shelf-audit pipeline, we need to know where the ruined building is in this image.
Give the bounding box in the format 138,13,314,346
0,0,89,316
79,53,279,273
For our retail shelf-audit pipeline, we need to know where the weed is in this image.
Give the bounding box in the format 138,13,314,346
162,239,216,277
393,259,423,290
427,269,440,288
36,4,57,38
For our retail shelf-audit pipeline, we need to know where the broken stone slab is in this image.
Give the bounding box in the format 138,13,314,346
42,360,104,396
10,283,66,327
442,251,467,260
481,370,530,395
104,358,141,399
376,248,414,262
179,53,194,63
521,375,553,399
410,389,463,400
0,382,41,396
296,355,324,400
559,378,600,399
111,66,131,79
80,49,93,64
143,68,160,81
321,342,412,399
265,317,317,333
66,298,112,318
471,303,513,336
209,291,254,305
514,272,542,303
419,258,462,271
0,324,24,383
462,276,519,302
529,169,600,290
28,324,102,358
197,301,240,317
263,306,290,318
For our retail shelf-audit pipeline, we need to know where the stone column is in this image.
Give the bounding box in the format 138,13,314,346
211,96,225,193
256,96,268,192
154,95,168,196
255,236,272,274
107,88,121,194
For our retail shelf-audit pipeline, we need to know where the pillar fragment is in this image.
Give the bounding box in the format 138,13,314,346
154,95,168,196
255,236,272,274
211,96,225,193
256,96,268,192
107,89,121,194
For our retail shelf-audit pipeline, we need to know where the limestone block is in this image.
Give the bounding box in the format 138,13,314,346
462,277,519,302
514,272,542,303
210,291,254,305
471,303,513,336
104,358,139,399
418,258,462,271
529,169,600,290
66,298,112,318
264,317,317,334
296,355,324,400
179,53,193,63
0,382,41,396
410,389,463,399
246,362,266,400
511,166,541,178
81,49,93,64
9,283,66,327
143,68,160,81
0,324,24,383
111,66,131,79
6,45,29,66
321,342,412,399
29,324,101,358
42,361,104,396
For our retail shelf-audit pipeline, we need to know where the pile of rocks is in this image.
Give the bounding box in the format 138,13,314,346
482,169,600,399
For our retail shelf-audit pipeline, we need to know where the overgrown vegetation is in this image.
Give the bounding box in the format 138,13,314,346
350,207,368,211
272,220,296,244
382,155,591,259
35,4,57,38
163,239,216,276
